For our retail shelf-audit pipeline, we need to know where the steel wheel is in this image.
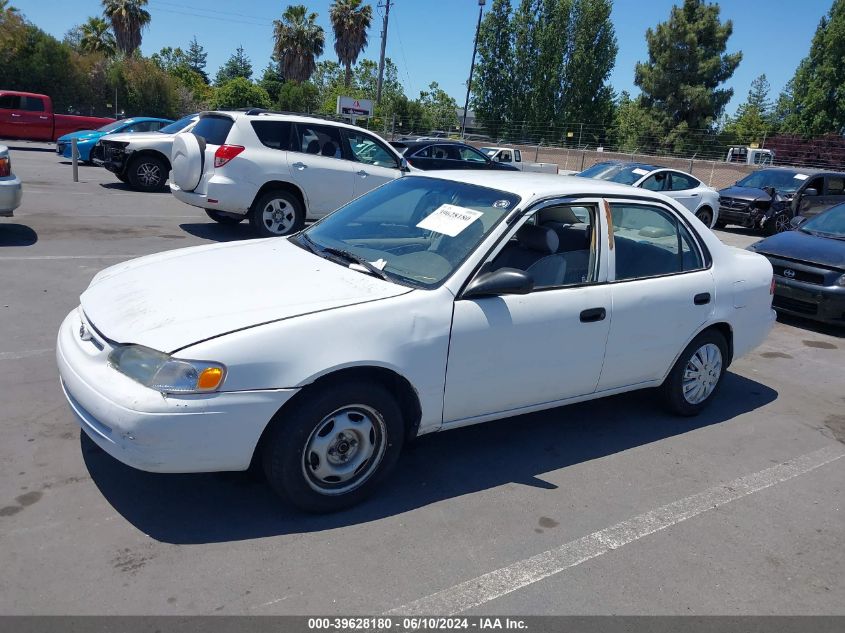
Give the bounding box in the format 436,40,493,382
301,405,387,496
261,198,297,235
682,343,723,405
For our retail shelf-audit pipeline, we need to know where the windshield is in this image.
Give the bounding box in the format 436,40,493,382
97,120,130,133
801,204,845,238
160,115,197,134
300,177,520,288
577,162,654,185
735,169,810,194
480,147,497,157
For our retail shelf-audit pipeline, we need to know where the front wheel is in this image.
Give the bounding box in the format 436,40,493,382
764,212,790,236
695,207,714,228
249,190,304,237
661,330,728,416
205,209,244,225
127,155,169,191
262,381,404,512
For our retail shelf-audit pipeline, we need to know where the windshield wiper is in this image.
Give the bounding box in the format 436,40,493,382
296,232,322,254
321,247,391,281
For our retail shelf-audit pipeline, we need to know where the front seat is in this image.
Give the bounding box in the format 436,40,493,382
493,224,567,287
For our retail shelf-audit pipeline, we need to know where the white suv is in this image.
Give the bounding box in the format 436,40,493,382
170,110,407,236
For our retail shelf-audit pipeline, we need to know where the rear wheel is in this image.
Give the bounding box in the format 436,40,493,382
127,155,168,191
695,206,714,228
661,329,728,416
205,209,244,225
262,381,404,512
249,190,304,237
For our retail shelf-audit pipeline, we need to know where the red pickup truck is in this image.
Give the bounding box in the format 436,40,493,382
0,91,115,142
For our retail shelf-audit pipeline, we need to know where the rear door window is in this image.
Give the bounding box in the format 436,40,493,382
668,172,699,191
192,115,234,145
251,121,292,150
293,123,343,159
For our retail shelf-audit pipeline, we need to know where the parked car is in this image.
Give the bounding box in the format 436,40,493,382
726,146,775,166
718,167,845,234
748,204,845,325
99,114,199,191
0,145,22,217
170,110,408,236
479,146,559,174
574,161,721,228
57,171,775,512
55,117,173,163
390,139,520,173
0,91,114,142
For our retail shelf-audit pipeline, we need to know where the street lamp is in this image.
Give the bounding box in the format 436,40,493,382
461,0,485,139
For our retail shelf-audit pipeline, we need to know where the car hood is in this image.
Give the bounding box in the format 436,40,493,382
101,131,167,143
753,229,845,269
80,238,413,352
718,186,774,202
57,130,103,142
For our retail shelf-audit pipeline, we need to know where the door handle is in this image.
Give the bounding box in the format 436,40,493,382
292,162,307,170
39,116,49,120
690,193,699,197
11,113,20,117
694,292,711,305
356,170,368,177
579,307,606,323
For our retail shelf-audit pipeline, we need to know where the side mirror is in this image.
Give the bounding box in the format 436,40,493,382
399,157,410,172
803,187,818,197
463,268,534,298
789,215,807,229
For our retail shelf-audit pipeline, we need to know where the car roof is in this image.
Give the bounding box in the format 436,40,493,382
408,170,653,201
394,139,477,149
750,166,845,176
589,160,664,172
200,110,376,135
118,117,173,123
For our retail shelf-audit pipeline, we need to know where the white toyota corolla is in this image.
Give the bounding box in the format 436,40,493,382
57,172,775,512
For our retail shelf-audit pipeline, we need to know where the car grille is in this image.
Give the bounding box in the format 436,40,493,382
772,295,818,315
101,142,125,160
771,264,826,285
719,197,751,211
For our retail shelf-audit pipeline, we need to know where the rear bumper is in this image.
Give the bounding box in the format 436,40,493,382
170,177,251,216
56,309,297,472
0,175,22,215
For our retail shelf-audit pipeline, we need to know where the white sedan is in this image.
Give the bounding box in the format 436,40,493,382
575,161,721,228
57,172,774,512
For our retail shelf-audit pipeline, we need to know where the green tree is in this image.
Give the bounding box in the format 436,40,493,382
111,56,179,117
63,25,84,50
79,16,116,57
784,0,845,136
771,78,796,132
214,45,253,85
723,74,773,144
151,46,188,72
417,81,459,132
211,76,272,110
634,0,741,150
101,0,151,56
259,61,285,104
509,0,541,129
274,4,325,83
329,0,372,88
472,0,513,137
186,36,208,82
277,80,319,112
612,91,655,152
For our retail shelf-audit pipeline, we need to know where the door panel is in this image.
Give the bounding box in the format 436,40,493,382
444,285,612,422
289,123,355,216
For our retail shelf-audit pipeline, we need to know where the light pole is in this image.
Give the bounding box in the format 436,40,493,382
461,0,485,139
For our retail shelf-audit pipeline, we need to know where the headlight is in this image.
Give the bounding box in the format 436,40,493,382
108,344,226,394
837,273,845,287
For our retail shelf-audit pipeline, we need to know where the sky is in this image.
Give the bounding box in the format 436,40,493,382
14,0,834,117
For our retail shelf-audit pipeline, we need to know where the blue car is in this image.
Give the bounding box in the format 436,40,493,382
56,117,173,162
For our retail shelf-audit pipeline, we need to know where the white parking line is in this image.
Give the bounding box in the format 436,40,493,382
385,444,845,616
0,348,53,361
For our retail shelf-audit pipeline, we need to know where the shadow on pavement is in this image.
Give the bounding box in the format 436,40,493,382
776,311,844,339
4,144,54,153
0,223,38,246
179,222,257,242
82,371,778,545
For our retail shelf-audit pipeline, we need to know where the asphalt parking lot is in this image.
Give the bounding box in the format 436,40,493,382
1,142,843,616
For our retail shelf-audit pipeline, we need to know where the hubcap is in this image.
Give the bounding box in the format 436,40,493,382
137,162,161,186
261,199,295,234
682,343,723,405
301,405,386,495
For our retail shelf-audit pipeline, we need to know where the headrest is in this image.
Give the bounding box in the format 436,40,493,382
517,224,559,254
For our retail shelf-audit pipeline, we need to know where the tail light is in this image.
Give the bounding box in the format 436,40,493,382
214,145,244,168
0,156,10,177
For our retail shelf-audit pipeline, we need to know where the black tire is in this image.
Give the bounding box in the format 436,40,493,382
249,190,304,237
714,219,727,229
205,209,244,225
695,207,714,228
660,329,728,416
127,154,169,192
764,212,790,236
262,381,404,513
116,172,129,183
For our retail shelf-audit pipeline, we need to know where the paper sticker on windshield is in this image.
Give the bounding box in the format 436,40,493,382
794,173,809,180
417,204,484,237
632,168,650,176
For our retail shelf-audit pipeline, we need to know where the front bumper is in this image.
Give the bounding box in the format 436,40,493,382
56,309,298,472
57,141,93,161
772,279,845,325
0,175,22,216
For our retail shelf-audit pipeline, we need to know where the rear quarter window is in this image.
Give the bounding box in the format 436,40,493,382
192,116,234,145
251,121,292,150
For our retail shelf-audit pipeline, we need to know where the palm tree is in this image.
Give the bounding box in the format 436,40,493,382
80,16,117,57
101,0,151,56
273,5,325,83
330,0,372,88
